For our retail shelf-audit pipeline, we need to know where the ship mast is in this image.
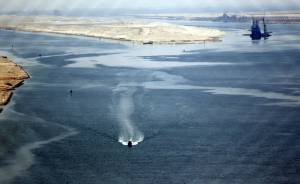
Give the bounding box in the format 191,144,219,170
263,18,267,34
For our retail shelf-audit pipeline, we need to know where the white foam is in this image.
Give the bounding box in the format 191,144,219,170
113,87,144,146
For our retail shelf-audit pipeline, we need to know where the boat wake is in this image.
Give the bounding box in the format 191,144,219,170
113,86,144,146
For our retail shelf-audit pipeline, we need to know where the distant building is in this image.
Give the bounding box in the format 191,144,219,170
214,12,249,22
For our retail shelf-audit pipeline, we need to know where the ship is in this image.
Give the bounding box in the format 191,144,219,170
249,18,272,40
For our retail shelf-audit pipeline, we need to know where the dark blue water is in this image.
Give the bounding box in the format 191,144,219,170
0,22,300,184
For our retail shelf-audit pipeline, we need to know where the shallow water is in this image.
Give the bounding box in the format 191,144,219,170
0,21,300,184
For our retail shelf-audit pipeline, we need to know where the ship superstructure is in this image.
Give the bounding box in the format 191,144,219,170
250,18,272,40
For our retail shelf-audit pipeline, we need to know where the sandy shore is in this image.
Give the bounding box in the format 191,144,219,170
0,56,29,109
0,15,224,44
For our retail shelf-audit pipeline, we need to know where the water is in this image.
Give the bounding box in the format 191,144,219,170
0,21,300,184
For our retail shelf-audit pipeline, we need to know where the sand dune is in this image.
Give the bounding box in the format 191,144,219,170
0,15,225,44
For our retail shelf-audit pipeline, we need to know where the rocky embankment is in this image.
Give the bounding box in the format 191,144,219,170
0,56,29,112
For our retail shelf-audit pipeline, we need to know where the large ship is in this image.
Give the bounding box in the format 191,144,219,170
249,18,272,40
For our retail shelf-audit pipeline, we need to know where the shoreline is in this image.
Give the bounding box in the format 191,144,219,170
0,26,223,44
0,56,30,110
0,15,225,44
0,27,223,44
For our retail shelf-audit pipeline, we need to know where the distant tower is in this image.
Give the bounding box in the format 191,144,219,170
262,18,271,39
263,18,267,34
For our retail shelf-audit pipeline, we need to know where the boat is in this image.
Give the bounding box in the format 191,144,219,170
127,141,133,148
244,18,272,40
143,41,154,45
249,18,272,40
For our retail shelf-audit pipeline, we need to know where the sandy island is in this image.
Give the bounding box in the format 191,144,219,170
0,15,225,44
0,56,29,111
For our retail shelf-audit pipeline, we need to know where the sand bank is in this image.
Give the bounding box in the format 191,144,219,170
0,56,29,107
0,15,224,44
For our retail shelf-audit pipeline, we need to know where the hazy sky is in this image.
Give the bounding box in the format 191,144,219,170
1,0,299,13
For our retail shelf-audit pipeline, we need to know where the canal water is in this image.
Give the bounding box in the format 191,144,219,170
0,21,300,184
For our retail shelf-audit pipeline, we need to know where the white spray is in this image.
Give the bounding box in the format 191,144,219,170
114,86,144,146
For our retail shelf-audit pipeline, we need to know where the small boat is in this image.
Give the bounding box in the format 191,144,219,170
143,41,154,45
127,141,133,148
